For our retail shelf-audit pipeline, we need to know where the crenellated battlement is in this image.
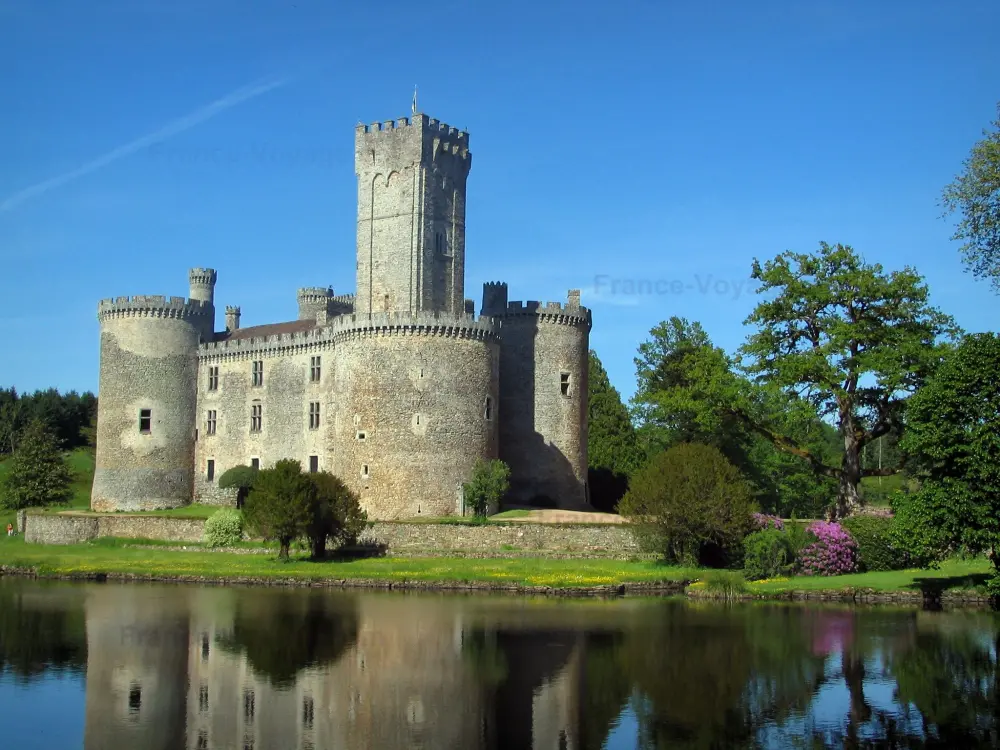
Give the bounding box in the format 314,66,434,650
297,286,333,301
498,296,592,329
97,295,213,323
355,113,470,168
356,114,469,144
198,311,500,359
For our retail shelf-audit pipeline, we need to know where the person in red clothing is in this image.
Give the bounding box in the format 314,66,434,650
5,523,13,537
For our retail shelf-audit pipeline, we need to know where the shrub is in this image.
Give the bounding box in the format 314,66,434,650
463,459,511,518
618,443,756,567
218,465,258,508
700,570,750,599
204,509,244,547
798,521,859,576
743,528,794,580
305,471,368,558
841,514,912,572
752,512,784,531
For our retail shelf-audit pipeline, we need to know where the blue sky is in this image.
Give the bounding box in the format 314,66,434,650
2,0,998,402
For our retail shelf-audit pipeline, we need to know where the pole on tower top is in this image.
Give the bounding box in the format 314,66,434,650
412,85,418,116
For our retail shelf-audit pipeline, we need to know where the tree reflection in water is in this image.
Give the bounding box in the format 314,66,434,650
217,588,359,687
0,581,87,681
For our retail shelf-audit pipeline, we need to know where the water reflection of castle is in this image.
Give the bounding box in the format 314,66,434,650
82,585,592,750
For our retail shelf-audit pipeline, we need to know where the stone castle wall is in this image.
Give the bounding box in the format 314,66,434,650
22,513,640,556
194,338,335,500
331,322,500,519
495,298,592,509
92,303,208,512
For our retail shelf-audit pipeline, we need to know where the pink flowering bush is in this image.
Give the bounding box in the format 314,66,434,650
752,512,785,531
798,521,859,576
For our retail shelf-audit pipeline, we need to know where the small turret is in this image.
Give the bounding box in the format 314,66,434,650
225,305,241,331
297,287,333,321
188,268,217,305
482,282,508,316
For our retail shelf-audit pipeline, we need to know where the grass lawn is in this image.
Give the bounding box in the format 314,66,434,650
746,556,994,595
0,533,696,588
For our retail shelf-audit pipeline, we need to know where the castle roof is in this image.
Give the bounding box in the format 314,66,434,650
216,319,317,341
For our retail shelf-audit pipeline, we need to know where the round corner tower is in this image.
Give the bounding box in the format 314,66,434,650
493,289,591,509
330,313,500,518
91,269,216,511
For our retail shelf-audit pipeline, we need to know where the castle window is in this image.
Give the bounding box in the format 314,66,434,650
139,409,152,433
309,402,320,430
208,366,219,391
560,372,571,397
302,696,315,730
206,410,217,435
415,414,420,426
383,294,390,311
251,360,264,387
250,404,262,432
197,731,208,750
199,683,209,713
361,464,370,480
206,459,215,482
356,430,366,442
201,633,210,662
310,356,321,383
484,397,493,421
243,689,255,723
128,683,141,714
309,455,318,473
251,457,260,471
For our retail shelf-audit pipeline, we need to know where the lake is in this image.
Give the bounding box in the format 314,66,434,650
0,578,997,749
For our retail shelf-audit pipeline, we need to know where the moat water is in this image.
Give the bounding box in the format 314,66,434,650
1,579,998,749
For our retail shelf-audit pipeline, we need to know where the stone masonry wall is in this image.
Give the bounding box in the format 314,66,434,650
25,513,207,545
22,513,639,555
195,341,335,500
92,313,203,511
497,301,591,510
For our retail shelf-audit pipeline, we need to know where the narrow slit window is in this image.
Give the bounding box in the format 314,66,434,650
309,455,318,473
484,397,493,421
206,459,215,482
560,372,570,397
139,409,152,433
361,464,370,480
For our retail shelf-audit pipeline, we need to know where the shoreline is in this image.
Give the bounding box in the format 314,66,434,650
2,563,994,609
0,564,687,598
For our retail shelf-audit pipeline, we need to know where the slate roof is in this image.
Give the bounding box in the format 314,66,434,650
216,319,317,341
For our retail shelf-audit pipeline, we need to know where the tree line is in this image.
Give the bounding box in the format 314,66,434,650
586,101,1000,589
0,387,96,455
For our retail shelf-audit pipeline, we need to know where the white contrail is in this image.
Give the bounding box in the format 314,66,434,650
1,76,288,212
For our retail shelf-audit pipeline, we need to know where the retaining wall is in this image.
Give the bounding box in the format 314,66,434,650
25,513,207,545
22,512,640,556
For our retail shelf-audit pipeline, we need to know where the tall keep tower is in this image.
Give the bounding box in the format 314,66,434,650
354,114,471,315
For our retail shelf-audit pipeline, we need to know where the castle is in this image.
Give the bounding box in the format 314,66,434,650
91,110,592,519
